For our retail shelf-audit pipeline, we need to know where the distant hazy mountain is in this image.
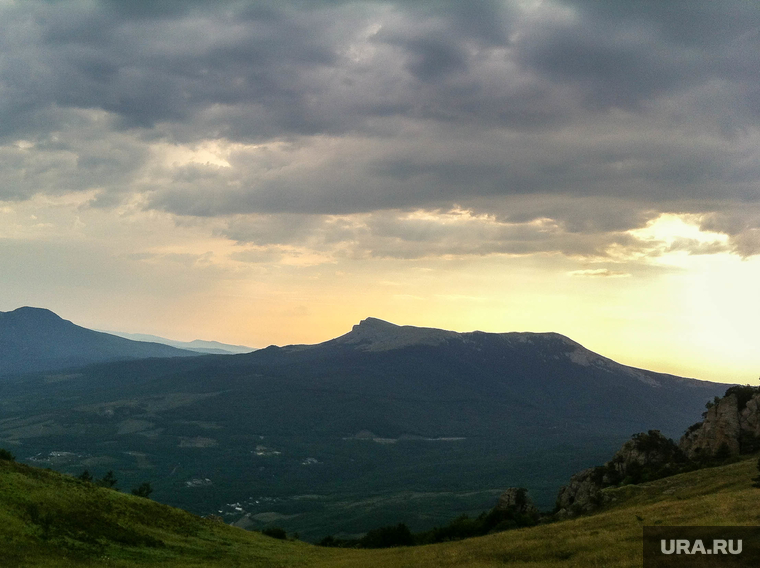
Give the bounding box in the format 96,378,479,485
0,316,728,539
0,307,197,376
103,331,255,355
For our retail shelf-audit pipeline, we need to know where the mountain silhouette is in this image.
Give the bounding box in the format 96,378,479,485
0,307,196,376
0,315,729,538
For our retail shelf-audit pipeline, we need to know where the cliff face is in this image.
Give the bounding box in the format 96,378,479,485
555,430,683,517
555,386,760,519
495,488,539,517
555,468,604,516
679,389,760,459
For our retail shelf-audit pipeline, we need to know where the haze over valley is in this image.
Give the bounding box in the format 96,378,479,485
0,307,730,539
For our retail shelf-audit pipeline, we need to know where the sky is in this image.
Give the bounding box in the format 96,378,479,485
1,0,759,384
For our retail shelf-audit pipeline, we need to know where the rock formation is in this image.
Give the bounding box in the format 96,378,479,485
555,468,605,517
679,387,760,459
495,487,539,517
555,385,760,520
555,430,684,518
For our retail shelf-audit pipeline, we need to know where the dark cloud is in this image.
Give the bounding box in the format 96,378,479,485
2,0,758,136
515,0,760,110
1,0,760,256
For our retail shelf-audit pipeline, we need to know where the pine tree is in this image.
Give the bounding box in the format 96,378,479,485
77,469,93,482
97,470,118,489
131,482,153,498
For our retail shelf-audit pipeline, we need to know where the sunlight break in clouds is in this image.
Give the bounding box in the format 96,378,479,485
0,1,759,383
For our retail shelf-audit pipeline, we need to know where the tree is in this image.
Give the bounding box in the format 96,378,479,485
77,470,93,482
131,482,154,498
97,470,118,489
0,448,15,461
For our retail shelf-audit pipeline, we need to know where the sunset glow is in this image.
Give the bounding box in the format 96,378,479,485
1,1,759,385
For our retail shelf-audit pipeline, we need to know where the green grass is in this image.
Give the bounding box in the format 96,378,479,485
2,456,759,567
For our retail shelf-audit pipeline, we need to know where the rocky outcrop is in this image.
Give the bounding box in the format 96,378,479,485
555,468,605,517
555,430,684,518
742,396,760,437
495,487,539,517
679,387,760,459
555,386,760,520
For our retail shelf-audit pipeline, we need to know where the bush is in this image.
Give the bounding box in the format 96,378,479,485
739,432,760,454
0,448,15,461
77,470,93,482
131,482,153,499
318,535,360,548
685,421,702,435
724,385,760,411
714,442,733,463
96,470,118,489
262,527,287,540
752,457,760,489
360,523,414,548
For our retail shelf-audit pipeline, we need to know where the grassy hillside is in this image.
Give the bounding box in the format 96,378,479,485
2,455,759,567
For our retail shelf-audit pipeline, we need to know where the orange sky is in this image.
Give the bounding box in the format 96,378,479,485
1,1,759,386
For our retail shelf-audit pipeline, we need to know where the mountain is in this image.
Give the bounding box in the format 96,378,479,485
248,317,725,439
0,307,197,376
0,317,728,539
103,331,255,355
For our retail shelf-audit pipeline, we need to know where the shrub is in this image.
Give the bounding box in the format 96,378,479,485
262,527,287,540
131,482,153,499
739,432,760,454
714,442,733,463
360,523,414,548
77,470,93,482
724,385,760,412
0,448,15,461
96,470,118,489
752,457,760,489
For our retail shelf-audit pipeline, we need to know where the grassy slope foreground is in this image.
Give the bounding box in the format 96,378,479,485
1,456,759,568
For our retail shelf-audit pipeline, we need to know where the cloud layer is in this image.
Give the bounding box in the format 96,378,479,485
2,0,760,257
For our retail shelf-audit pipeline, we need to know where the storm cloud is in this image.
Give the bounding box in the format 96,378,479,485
2,0,760,257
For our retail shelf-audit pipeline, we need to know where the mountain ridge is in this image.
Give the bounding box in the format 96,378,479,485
0,306,198,376
101,330,255,355
0,311,730,538
275,316,711,391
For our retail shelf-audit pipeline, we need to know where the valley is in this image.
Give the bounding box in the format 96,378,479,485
0,312,728,540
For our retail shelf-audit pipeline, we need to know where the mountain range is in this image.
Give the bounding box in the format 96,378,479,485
0,310,729,539
0,307,197,376
101,330,255,355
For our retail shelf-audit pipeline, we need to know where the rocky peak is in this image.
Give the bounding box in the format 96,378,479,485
333,317,458,352
679,386,760,459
